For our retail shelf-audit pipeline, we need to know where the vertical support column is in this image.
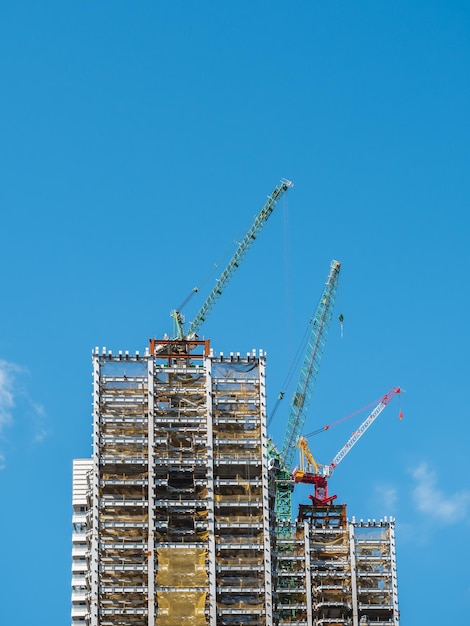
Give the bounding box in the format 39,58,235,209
389,518,400,626
349,521,359,626
259,354,274,625
89,353,100,626
205,356,217,626
147,357,155,626
304,521,313,626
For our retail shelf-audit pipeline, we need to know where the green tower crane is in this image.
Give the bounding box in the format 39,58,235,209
269,259,341,527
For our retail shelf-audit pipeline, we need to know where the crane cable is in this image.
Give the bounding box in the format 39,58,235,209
337,270,344,338
283,192,293,361
268,298,322,428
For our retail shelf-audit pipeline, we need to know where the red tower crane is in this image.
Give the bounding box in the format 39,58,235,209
292,386,402,505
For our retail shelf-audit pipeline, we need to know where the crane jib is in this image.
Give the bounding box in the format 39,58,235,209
185,179,293,338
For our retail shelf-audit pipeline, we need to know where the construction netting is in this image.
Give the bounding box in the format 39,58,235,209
156,592,207,626
155,548,208,626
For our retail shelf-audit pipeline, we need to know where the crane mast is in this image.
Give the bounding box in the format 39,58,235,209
172,179,294,340
273,259,341,525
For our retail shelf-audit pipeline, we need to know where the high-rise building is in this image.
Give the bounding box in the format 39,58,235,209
71,340,399,626
72,340,276,626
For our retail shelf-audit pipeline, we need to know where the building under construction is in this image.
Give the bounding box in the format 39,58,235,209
72,341,276,626
71,181,399,625
276,505,398,625
71,341,399,626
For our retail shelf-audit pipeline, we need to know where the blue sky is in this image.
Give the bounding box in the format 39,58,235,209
1,1,469,623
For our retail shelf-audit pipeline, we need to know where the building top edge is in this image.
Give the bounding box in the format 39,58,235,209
92,346,267,360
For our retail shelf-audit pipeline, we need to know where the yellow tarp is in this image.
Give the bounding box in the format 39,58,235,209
156,591,207,626
156,547,208,587
156,548,208,625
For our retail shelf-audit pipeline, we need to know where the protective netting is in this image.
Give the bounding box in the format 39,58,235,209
156,591,207,626
155,548,208,625
156,547,207,586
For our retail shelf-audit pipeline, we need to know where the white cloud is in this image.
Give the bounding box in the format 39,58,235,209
33,428,48,444
411,462,470,525
0,360,19,431
0,359,47,467
376,485,398,510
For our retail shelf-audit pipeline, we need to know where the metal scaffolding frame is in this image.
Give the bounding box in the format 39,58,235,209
75,343,275,626
275,505,399,626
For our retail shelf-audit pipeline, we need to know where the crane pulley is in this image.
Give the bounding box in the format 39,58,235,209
292,386,402,505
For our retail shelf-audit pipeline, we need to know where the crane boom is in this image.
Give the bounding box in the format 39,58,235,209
183,178,294,338
280,259,341,469
273,259,341,526
330,386,401,470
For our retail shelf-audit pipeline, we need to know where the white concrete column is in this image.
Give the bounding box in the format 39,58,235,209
259,354,274,625
389,519,400,626
89,352,100,626
147,357,155,626
205,356,217,626
349,522,359,626
304,521,313,626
